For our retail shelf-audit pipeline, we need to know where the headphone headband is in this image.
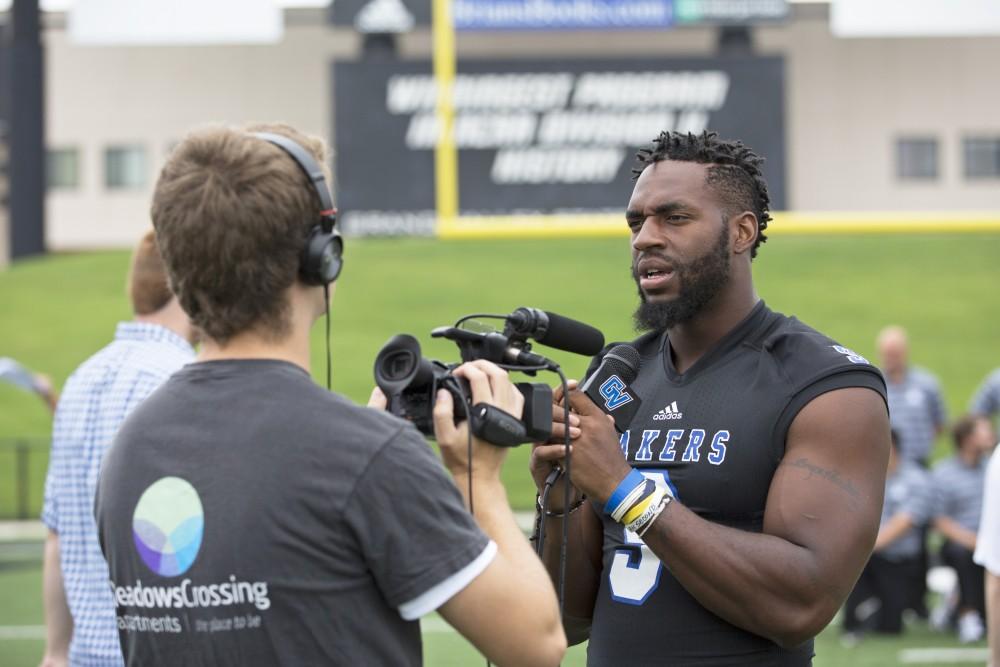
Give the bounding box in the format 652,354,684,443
252,131,337,231
251,131,343,285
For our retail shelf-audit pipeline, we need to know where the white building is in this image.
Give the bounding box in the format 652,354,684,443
0,1,998,260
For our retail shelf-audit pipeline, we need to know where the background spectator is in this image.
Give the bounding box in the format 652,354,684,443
970,367,1000,427
877,325,947,619
0,357,58,412
877,325,948,466
974,438,1000,667
843,430,932,640
931,414,996,642
40,231,196,667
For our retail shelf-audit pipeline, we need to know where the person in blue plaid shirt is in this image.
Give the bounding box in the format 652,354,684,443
40,230,196,667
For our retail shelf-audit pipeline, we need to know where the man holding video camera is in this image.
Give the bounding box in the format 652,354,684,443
94,123,565,666
531,131,891,665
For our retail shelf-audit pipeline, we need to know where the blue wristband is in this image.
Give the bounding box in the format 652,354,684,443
603,469,646,515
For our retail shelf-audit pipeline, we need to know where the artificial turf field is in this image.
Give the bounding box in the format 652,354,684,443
0,233,998,665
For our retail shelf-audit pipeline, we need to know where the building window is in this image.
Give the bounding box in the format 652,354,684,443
104,145,147,189
896,137,938,180
963,137,1000,179
47,148,80,189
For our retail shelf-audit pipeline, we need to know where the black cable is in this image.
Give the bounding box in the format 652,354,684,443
454,383,490,667
553,368,571,622
534,468,562,558
324,283,331,390
450,378,475,515
449,357,570,664
528,369,571,622
439,376,483,666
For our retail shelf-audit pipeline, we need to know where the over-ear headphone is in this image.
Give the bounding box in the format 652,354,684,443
252,132,344,285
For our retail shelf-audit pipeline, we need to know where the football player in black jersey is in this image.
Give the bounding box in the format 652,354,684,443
532,131,891,665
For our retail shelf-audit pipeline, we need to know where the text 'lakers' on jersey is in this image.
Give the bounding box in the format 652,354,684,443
585,302,886,667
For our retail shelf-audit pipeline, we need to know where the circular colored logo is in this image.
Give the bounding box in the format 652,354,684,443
132,477,204,577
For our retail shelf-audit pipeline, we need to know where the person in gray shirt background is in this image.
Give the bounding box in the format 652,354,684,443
877,326,948,466
970,367,1000,427
843,430,932,639
931,414,996,643
876,325,947,620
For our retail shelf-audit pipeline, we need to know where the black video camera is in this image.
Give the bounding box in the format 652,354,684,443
374,307,606,447
373,334,553,447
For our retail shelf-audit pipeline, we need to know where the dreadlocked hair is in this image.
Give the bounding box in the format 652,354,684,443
633,130,771,259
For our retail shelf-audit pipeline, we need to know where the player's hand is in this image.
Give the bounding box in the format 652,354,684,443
529,379,584,509
563,389,633,505
434,360,525,481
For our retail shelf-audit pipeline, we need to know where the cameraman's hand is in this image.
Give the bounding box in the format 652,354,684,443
366,386,388,410
530,379,584,509
434,360,524,481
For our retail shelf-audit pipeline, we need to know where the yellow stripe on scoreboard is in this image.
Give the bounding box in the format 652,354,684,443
436,212,1000,239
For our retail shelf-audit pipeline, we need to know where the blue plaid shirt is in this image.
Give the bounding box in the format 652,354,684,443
42,322,194,666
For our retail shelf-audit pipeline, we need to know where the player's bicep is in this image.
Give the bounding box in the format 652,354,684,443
763,387,889,593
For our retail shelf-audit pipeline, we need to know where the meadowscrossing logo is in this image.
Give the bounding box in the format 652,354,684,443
116,477,272,616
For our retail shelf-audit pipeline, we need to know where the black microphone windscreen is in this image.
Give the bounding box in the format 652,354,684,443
579,343,642,433
600,345,641,384
536,311,606,356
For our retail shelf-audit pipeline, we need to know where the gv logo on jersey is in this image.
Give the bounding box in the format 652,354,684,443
599,375,634,411
831,345,870,365
132,477,205,577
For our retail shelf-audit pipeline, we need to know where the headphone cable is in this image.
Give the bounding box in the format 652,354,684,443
324,283,331,390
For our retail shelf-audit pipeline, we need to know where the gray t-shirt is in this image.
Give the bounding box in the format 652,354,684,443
880,461,933,561
931,455,988,533
884,366,947,463
95,359,490,666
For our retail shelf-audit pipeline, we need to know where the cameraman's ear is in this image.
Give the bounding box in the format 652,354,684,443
367,386,388,410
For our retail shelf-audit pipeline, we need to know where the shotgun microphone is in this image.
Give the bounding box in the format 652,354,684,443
505,307,605,357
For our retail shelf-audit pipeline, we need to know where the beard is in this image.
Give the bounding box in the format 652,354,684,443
632,223,731,332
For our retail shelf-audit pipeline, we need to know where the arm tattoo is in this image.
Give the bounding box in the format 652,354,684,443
785,457,862,505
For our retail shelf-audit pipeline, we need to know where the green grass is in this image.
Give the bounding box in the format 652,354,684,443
2,233,996,662
0,555,986,667
1,234,999,519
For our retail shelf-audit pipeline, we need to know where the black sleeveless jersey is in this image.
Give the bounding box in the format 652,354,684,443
583,302,886,666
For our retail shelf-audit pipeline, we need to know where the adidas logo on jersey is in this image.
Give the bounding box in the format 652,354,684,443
653,401,683,420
